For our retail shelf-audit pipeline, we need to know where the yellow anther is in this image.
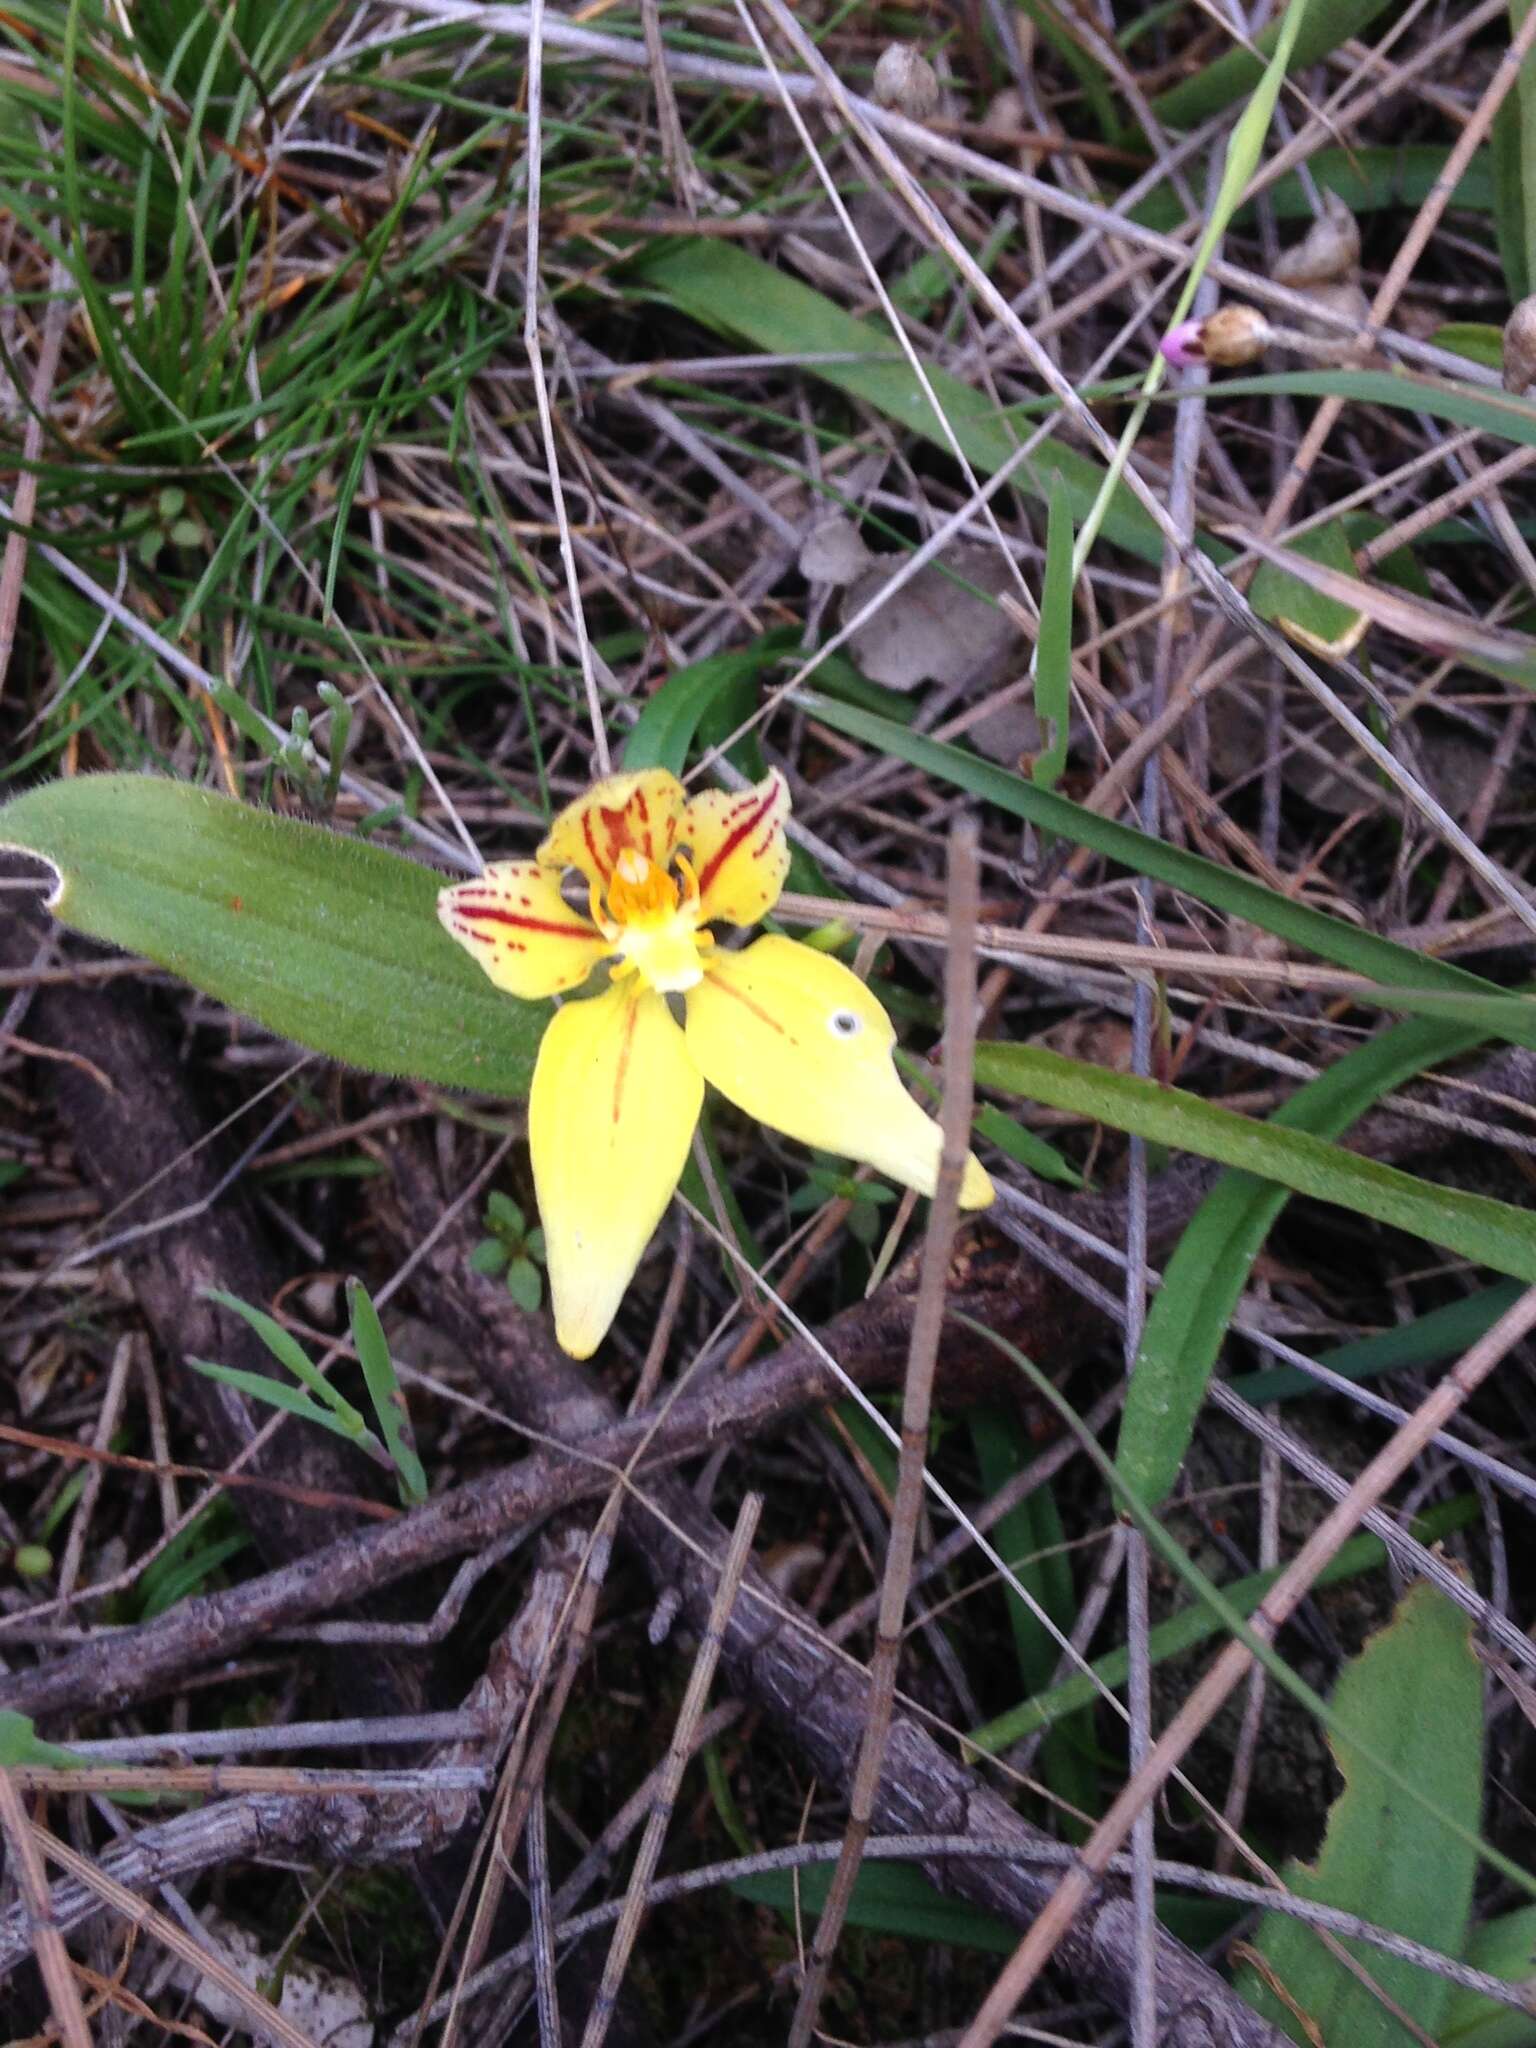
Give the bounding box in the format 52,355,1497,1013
606,850,680,930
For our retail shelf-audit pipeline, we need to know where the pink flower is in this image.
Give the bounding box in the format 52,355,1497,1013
1160,316,1207,368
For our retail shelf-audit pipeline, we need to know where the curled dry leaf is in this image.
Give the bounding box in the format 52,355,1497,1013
980,85,1026,142
1272,190,1361,289
841,542,1037,762
1267,195,1372,366
175,1911,373,2048
799,514,873,587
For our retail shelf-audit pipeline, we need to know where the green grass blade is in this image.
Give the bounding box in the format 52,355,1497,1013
971,1408,1097,1827
1169,367,1536,449
0,775,549,1095
1031,475,1073,797
797,695,1536,1047
347,1279,428,1505
138,1533,253,1621
731,1861,1017,1957
972,1039,1536,1285
1183,0,1313,295
1493,85,1531,300
185,1357,365,1441
966,1498,1476,1754
1229,1282,1527,1407
1131,145,1494,234
201,1285,357,1413
1119,1012,1490,1508
1151,0,1393,128
1073,0,1311,570
962,1315,1533,1897
1514,0,1536,298
972,1102,1085,1188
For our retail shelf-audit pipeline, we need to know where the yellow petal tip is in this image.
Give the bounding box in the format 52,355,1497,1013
554,1318,603,1361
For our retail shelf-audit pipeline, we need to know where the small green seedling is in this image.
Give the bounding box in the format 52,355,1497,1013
272,682,353,813
0,1708,92,1769
470,1190,547,1312
190,1283,428,1505
0,1709,150,1805
136,485,207,568
789,1159,898,1247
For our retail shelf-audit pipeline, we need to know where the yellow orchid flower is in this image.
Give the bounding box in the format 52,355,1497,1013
437,767,993,1358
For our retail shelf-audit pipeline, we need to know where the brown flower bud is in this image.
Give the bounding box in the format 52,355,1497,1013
1199,304,1274,367
1504,295,1536,396
873,43,940,121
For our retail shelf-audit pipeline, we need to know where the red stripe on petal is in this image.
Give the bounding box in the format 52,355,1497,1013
705,972,792,1040
456,906,599,941
583,812,610,881
694,782,782,900
611,996,640,1124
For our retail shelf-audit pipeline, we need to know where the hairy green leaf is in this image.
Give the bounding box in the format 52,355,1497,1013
0,774,547,1096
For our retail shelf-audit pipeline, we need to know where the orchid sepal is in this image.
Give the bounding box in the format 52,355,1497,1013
437,861,609,999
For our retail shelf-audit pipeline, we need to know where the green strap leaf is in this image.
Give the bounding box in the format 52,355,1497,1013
799,695,1536,1047
185,1357,370,1442
0,774,548,1096
635,238,1174,565
1030,474,1074,798
972,1039,1536,1285
966,1497,1477,1755
622,628,799,775
1119,1011,1491,1508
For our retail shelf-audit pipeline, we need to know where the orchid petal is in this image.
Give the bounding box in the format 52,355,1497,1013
685,935,993,1208
537,770,685,890
438,862,608,999
679,768,791,927
530,981,703,1357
